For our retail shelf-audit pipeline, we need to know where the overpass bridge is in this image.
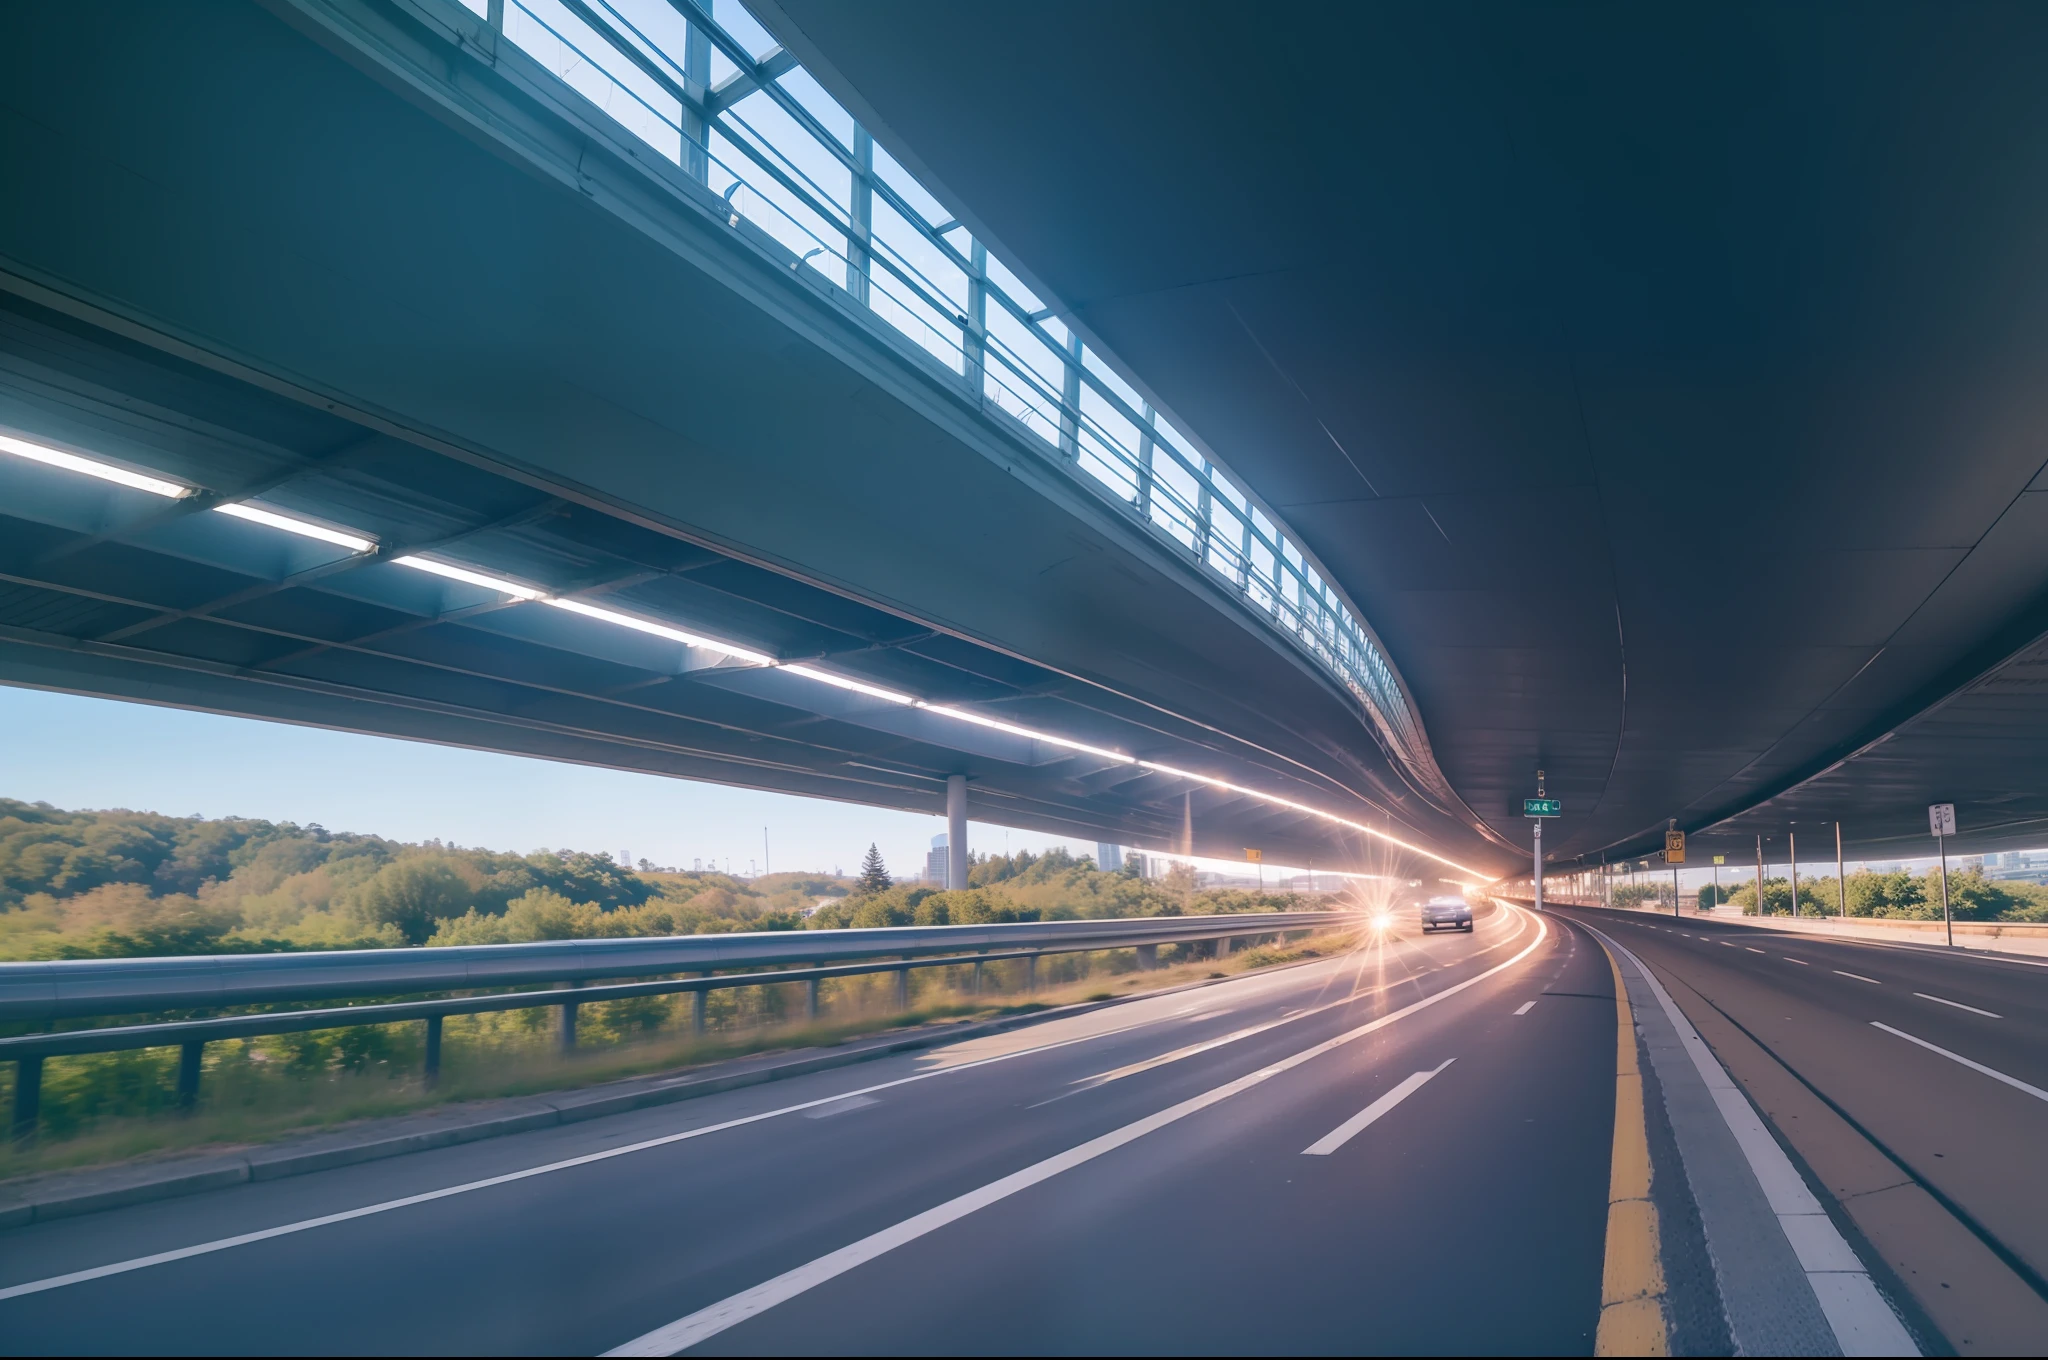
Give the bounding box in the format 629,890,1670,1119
0,0,1492,881
5,1,2048,1354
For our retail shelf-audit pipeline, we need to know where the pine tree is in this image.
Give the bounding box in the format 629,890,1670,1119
855,843,892,896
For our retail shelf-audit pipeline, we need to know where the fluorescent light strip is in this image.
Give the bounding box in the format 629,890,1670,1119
780,664,918,705
391,555,547,601
546,597,777,666
1131,757,1482,876
0,433,189,498
2,432,1490,877
213,503,375,553
918,704,1135,764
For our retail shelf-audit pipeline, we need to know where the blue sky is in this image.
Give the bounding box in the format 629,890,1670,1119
0,685,1078,879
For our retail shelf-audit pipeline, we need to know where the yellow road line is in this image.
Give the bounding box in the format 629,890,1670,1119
1594,934,1669,1356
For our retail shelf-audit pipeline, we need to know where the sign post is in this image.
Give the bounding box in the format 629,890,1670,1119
1245,847,1263,892
1525,772,1559,911
1929,803,1956,947
1711,854,1724,911
1665,823,1684,918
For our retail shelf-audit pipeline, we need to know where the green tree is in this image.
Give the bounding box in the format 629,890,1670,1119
854,843,892,896
345,857,473,943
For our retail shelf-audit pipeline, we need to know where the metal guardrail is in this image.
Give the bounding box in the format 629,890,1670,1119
2,910,1353,1141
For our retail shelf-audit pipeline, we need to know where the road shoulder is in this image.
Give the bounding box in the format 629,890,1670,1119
1647,954,2048,1355
1587,921,1920,1356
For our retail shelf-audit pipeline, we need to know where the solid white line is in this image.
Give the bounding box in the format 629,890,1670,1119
0,913,1532,1306
1912,992,2001,1019
602,911,1550,1356
1026,1023,1271,1107
1514,1000,1537,1016
1580,924,1916,1358
1872,1023,2047,1101
0,1004,1241,1303
1028,911,1532,1109
1301,1060,1454,1155
1834,971,1880,984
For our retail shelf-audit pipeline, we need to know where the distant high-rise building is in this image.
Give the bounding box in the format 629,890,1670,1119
926,833,949,885
1096,843,1123,872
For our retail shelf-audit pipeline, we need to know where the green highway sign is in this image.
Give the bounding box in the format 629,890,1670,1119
1523,798,1562,818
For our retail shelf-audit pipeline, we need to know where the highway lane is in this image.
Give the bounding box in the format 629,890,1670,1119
0,902,1616,1355
1564,907,2048,1304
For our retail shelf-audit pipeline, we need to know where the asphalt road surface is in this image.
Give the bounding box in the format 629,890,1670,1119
1565,906,2048,1304
0,902,1617,1356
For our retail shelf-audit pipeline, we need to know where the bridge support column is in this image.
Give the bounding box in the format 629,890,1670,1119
1135,943,1158,971
947,776,968,890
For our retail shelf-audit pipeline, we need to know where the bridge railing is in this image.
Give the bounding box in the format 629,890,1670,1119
382,0,1428,771
2,909,1354,1141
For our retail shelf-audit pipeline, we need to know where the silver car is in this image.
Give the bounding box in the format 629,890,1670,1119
1419,895,1474,933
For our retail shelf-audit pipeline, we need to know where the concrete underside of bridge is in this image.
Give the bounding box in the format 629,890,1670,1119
0,0,1497,877
764,0,2048,866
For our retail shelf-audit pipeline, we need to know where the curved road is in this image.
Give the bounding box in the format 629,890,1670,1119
0,903,1617,1355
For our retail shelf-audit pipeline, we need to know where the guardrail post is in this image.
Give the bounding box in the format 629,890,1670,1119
177,1041,203,1113
806,977,820,1021
423,1015,443,1090
1135,943,1158,971
12,1055,41,1145
972,959,983,995
894,965,909,1011
1025,954,1038,993
558,983,580,1053
1215,936,1232,959
690,985,706,1037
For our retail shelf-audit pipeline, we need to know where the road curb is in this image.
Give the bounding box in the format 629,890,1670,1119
1590,931,1670,1357
1577,918,1920,1357
0,948,1339,1230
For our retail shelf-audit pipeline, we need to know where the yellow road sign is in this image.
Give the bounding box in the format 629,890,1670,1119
1712,854,1725,865
1244,848,1263,863
1664,830,1686,863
